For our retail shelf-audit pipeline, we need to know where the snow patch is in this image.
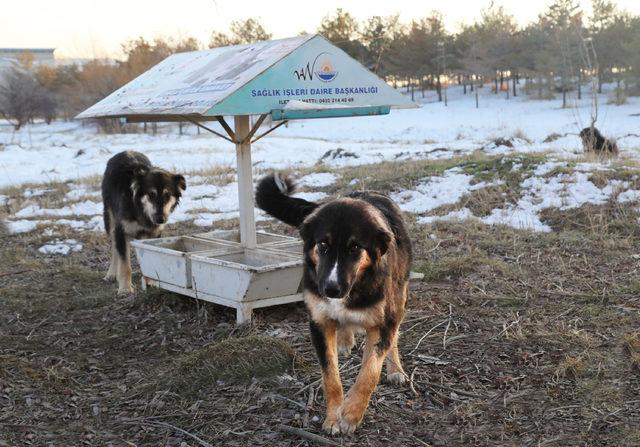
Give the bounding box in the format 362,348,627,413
6,219,44,234
293,191,328,202
38,239,83,255
533,161,566,176
617,189,640,203
65,185,101,201
15,200,102,218
24,188,55,198
417,208,475,224
298,172,337,188
392,169,500,214
481,172,625,232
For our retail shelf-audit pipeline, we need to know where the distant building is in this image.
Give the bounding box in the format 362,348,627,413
0,48,56,71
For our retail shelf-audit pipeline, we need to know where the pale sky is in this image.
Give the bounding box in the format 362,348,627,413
2,0,639,59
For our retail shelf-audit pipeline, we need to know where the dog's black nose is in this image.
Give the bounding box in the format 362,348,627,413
323,282,341,298
155,215,167,224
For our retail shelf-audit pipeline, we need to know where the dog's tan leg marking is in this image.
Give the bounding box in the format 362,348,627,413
337,327,355,356
104,236,117,281
320,321,344,436
385,333,406,385
337,327,392,434
116,238,133,295
387,284,408,384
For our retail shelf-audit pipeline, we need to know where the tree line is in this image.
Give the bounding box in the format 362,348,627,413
1,0,638,130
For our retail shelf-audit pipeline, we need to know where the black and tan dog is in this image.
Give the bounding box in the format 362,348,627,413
579,126,618,155
256,173,411,435
102,151,186,295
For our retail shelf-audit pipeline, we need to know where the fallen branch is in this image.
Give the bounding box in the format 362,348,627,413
408,319,448,355
409,367,418,397
427,382,487,399
0,269,33,278
122,420,213,447
279,425,341,446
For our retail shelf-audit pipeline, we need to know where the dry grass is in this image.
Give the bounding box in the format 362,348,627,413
188,164,236,185
462,185,511,217
1,155,640,446
415,250,513,282
165,335,299,392
555,353,589,379
512,129,532,143
623,332,640,371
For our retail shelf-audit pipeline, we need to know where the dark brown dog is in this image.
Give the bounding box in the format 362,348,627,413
256,173,412,434
102,151,186,294
579,127,618,155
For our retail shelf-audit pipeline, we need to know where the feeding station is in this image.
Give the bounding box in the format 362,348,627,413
77,34,415,323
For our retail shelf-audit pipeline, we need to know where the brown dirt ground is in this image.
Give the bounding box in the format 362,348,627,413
1,159,640,446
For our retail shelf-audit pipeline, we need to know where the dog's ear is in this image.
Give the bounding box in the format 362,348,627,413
130,167,148,197
373,229,393,259
133,166,148,178
299,217,316,245
174,174,186,192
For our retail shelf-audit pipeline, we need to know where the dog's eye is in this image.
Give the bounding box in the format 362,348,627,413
349,244,361,254
317,242,329,254
163,191,170,201
148,191,157,199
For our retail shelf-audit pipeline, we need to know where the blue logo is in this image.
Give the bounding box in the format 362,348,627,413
314,53,338,82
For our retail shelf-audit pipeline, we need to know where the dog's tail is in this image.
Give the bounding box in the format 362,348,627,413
255,173,318,227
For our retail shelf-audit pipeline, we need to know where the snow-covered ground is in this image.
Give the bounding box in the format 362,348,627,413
2,85,640,248
1,85,639,188
398,162,636,232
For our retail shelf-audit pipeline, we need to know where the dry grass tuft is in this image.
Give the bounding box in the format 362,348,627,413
555,353,588,380
463,185,512,217
188,164,236,185
588,171,610,188
415,250,512,282
512,129,532,143
539,202,640,237
543,132,563,143
623,332,640,371
165,336,298,392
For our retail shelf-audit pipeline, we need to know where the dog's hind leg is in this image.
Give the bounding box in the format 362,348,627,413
385,335,406,385
337,327,355,356
386,286,407,385
114,224,133,295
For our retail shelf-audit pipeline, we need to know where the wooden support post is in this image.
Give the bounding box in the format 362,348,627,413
234,115,257,249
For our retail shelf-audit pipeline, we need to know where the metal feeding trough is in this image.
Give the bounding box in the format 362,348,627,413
77,34,415,323
191,248,303,301
131,236,237,288
193,229,297,247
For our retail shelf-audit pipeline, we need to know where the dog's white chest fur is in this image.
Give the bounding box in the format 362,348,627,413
121,219,163,237
306,292,375,328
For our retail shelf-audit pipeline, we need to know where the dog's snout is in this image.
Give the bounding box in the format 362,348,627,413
155,215,167,224
323,281,342,298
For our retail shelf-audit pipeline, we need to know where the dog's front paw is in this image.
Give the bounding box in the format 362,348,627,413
117,286,134,296
336,402,364,435
387,371,407,386
322,416,341,436
103,273,115,282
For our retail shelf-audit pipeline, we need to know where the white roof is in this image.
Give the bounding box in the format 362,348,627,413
77,34,415,121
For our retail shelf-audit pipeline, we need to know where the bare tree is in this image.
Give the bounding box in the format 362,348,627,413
0,66,55,130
